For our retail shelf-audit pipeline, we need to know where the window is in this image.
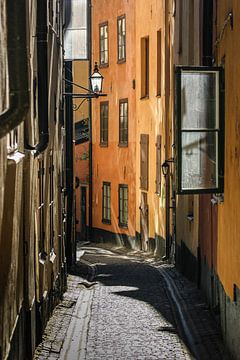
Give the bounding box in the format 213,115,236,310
99,22,108,66
117,15,126,62
38,159,45,259
100,102,108,146
156,135,161,194
102,182,111,223
141,37,149,98
49,151,54,251
119,99,128,146
175,66,224,194
119,185,128,227
140,134,149,190
157,30,162,96
64,0,89,60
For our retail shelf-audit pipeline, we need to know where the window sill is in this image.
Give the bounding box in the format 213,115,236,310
100,143,108,147
119,223,128,229
102,219,111,225
140,96,149,100
117,59,126,64
99,63,109,69
118,143,128,148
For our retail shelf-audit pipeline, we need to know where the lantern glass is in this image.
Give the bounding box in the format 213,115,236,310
162,161,170,176
90,62,103,93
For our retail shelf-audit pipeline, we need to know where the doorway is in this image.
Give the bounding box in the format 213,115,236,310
140,192,149,251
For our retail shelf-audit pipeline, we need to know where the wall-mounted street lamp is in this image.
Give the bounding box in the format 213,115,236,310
162,158,174,177
90,62,104,93
64,62,107,99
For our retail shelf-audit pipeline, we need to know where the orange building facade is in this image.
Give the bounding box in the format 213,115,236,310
91,0,137,247
72,60,90,241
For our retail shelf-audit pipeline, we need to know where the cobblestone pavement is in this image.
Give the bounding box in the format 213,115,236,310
34,244,229,360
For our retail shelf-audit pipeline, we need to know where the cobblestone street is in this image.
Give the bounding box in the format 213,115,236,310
34,244,229,360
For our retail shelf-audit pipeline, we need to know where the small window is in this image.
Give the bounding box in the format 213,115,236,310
141,37,149,98
102,182,111,223
175,66,224,194
49,151,54,250
119,184,128,227
38,159,45,252
100,102,108,146
99,22,108,66
140,134,149,190
117,15,126,62
157,30,162,96
156,135,161,194
119,99,128,146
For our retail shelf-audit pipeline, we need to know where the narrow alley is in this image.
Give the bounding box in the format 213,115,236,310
34,244,228,360
2,1,240,359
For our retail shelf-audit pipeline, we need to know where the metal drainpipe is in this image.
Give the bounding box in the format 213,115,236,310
0,0,29,139
25,0,49,157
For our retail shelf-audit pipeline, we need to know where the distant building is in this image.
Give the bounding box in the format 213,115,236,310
135,0,173,256
91,0,137,247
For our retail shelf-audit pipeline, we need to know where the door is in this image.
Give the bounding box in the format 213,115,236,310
140,192,148,251
80,187,87,241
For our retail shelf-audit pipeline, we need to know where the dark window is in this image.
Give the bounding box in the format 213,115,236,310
156,135,161,194
49,151,54,251
117,15,126,62
102,182,111,223
99,22,108,66
141,37,149,98
157,30,162,96
100,102,108,146
38,159,45,256
175,66,224,194
119,184,128,227
119,99,128,146
140,134,149,190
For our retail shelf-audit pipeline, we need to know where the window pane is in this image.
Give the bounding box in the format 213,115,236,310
181,72,218,130
181,132,217,190
64,0,88,60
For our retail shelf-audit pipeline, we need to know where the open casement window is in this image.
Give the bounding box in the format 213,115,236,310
64,0,89,60
175,66,224,194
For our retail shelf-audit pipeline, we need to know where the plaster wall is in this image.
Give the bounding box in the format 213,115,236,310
135,0,166,246
215,0,240,301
